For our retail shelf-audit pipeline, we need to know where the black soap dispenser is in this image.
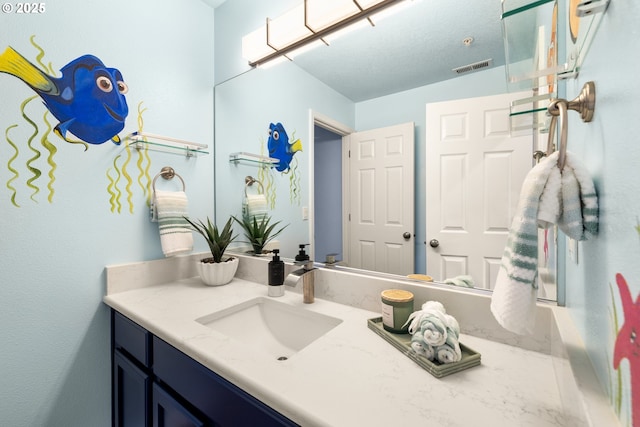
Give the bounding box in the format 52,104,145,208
268,249,285,297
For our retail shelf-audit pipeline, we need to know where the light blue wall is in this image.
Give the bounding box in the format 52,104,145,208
0,1,215,426
561,2,640,425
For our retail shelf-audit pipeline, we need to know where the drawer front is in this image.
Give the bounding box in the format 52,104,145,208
113,311,151,368
153,337,298,427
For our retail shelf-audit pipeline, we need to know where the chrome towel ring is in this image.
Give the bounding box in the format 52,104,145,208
152,166,186,192
244,175,264,197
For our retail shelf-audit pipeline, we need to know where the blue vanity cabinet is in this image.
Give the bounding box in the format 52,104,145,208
112,311,152,427
111,310,299,427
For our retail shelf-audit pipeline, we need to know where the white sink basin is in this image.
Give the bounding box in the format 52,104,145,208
196,297,342,360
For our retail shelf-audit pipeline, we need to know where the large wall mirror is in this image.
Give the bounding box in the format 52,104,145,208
213,0,559,302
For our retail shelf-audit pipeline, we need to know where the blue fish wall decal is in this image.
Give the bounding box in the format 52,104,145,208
0,46,129,145
267,122,302,172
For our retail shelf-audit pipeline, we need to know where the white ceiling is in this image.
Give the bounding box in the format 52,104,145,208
287,0,507,102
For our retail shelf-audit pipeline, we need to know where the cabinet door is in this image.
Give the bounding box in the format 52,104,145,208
152,383,205,427
114,349,150,427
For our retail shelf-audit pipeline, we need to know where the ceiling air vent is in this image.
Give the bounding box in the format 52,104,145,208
452,59,493,75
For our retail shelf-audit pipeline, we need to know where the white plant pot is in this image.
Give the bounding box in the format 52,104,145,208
197,256,239,286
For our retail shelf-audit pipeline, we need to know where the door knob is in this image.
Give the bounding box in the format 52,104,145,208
429,239,439,248
403,232,411,240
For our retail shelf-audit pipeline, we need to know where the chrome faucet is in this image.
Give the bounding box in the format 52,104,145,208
284,244,315,303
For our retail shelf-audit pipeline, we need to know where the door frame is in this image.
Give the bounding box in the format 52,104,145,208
308,110,354,263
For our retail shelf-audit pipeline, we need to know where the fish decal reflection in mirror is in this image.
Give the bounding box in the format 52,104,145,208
267,122,302,173
266,122,302,207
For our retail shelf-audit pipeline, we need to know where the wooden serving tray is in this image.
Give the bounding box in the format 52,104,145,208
367,317,481,378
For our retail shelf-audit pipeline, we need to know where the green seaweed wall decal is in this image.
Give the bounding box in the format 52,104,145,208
103,101,154,214
41,111,57,203
4,125,20,207
120,144,135,214
106,155,123,213
21,95,42,202
135,102,152,204
288,156,301,206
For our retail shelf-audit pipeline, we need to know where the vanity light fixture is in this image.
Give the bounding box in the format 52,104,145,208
242,0,409,68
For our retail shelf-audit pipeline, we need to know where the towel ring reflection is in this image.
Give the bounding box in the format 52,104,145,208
152,166,186,192
244,175,264,197
546,81,596,171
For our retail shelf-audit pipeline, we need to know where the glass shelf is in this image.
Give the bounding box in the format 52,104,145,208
502,0,610,91
126,132,209,157
229,152,279,167
509,92,554,132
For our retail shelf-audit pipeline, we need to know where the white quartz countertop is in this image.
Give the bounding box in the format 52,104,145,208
104,277,567,427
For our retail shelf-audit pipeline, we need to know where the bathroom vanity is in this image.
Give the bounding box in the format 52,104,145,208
104,253,618,427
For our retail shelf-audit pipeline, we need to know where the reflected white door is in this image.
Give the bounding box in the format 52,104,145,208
347,122,414,275
425,93,532,289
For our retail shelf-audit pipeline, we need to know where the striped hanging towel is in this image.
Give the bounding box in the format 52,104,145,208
154,190,193,257
491,151,598,334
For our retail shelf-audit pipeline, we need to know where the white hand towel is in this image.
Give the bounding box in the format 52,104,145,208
154,190,193,257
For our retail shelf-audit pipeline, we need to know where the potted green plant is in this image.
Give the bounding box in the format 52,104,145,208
232,215,288,255
184,216,238,286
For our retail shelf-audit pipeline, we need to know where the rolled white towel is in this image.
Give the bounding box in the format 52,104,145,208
435,332,462,364
410,338,425,355
419,312,448,347
404,300,463,363
404,300,459,342
411,335,435,361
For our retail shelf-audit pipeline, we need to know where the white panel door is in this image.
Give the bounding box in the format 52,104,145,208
426,93,532,289
348,122,414,275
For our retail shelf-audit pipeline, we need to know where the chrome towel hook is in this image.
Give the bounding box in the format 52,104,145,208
546,81,596,170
